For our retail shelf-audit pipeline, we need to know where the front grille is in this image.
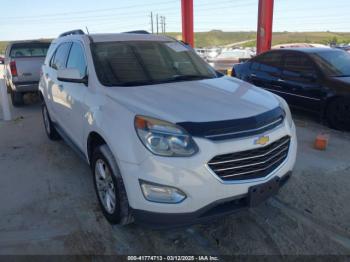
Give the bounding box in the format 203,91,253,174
207,136,291,181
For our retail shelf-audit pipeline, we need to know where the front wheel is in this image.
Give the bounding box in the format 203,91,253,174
326,98,350,131
92,145,133,225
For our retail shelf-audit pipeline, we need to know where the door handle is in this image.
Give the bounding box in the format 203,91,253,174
251,73,257,77
277,78,284,82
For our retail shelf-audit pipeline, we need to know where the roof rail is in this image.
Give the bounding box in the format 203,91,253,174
59,29,85,38
123,30,150,34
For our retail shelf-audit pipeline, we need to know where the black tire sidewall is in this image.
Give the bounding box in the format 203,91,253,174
327,98,350,131
41,103,60,140
11,91,24,107
92,147,130,225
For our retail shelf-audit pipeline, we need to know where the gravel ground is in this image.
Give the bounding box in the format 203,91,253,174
0,91,350,256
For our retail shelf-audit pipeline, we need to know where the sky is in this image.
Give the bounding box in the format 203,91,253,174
0,0,349,40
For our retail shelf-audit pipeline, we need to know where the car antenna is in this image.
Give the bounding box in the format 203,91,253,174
85,26,90,35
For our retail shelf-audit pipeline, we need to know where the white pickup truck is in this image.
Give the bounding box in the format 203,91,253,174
39,30,297,227
4,40,50,106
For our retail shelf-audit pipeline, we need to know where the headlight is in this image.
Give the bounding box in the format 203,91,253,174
134,115,198,157
275,95,293,128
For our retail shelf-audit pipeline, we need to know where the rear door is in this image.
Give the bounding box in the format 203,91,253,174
49,42,72,125
279,52,324,111
248,51,283,92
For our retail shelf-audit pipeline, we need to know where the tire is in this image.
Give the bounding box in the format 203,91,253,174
6,83,11,94
42,103,61,140
326,97,350,131
92,144,133,225
10,91,24,107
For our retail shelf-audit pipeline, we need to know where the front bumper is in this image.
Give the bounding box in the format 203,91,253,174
132,171,291,228
119,120,297,218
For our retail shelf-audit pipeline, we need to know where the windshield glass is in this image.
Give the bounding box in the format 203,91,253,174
10,43,50,58
92,41,218,86
311,50,350,77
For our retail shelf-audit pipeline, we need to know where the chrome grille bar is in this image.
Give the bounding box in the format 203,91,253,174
207,136,291,181
212,145,289,172
220,154,288,178
209,138,290,165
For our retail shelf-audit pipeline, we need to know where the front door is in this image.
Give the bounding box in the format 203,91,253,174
58,42,88,150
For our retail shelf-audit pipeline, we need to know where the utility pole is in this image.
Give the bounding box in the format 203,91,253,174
150,12,154,33
160,16,163,33
156,14,159,34
159,16,166,34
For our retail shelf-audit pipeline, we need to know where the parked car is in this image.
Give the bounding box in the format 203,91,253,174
232,48,350,130
335,45,350,53
272,43,330,49
0,55,4,64
194,48,207,59
39,30,297,227
208,49,255,73
4,40,50,106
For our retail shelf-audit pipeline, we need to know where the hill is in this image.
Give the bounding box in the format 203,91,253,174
167,31,350,48
1,31,350,54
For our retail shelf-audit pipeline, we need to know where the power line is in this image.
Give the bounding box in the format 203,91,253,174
0,0,178,20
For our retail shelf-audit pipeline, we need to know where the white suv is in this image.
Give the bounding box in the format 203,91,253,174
39,30,297,227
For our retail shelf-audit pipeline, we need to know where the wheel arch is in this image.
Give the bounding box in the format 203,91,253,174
323,95,342,117
87,131,108,165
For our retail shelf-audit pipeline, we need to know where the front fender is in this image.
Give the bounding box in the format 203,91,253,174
83,97,150,166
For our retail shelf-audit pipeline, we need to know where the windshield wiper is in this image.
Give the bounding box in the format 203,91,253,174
114,75,215,86
167,74,215,82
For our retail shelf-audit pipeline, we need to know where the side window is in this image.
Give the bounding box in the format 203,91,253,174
51,42,71,70
251,52,283,74
66,43,87,78
45,43,57,65
283,53,316,75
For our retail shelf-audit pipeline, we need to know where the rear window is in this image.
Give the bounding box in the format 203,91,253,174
10,43,50,58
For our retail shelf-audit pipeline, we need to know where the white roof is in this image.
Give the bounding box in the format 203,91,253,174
90,33,173,42
56,32,174,43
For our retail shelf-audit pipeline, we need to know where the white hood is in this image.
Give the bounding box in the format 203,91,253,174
104,76,280,123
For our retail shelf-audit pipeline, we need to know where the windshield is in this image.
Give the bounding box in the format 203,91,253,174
10,43,50,58
92,41,218,86
311,50,350,77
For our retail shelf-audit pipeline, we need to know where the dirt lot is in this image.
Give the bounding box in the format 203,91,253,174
1,91,350,255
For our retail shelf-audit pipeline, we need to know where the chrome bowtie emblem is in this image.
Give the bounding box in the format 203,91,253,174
254,136,269,146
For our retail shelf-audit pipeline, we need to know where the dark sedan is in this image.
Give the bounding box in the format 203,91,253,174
232,48,350,130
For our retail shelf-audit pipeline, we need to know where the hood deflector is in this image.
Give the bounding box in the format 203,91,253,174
177,107,285,141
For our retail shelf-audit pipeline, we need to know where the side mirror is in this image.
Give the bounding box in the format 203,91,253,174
57,68,88,85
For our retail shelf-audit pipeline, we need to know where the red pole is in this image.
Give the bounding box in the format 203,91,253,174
181,0,194,47
256,0,274,54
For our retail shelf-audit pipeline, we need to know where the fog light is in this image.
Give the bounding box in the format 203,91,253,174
140,180,186,203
